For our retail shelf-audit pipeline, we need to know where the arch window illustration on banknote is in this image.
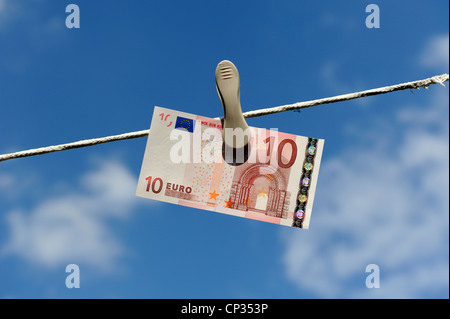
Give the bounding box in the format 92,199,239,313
227,163,290,218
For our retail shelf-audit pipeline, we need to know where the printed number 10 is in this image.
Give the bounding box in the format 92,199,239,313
145,176,163,193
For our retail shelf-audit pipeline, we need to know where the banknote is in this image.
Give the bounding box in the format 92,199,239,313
136,106,324,229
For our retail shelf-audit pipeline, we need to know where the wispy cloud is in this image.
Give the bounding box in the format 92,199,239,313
0,0,8,24
282,35,449,298
318,11,358,33
0,0,5,11
319,61,370,106
0,0,66,74
0,173,14,190
282,88,448,298
1,159,141,272
0,0,16,29
420,34,449,70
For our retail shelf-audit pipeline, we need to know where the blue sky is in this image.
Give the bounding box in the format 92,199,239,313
0,0,448,298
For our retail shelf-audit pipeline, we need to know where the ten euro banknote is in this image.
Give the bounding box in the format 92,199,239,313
136,106,324,229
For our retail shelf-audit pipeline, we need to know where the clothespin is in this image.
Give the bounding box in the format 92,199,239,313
215,60,251,165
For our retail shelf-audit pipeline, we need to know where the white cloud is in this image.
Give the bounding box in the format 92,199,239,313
0,173,14,190
0,0,65,74
318,12,358,33
320,61,370,106
0,0,12,25
420,34,449,70
281,82,449,298
0,0,6,11
1,159,139,272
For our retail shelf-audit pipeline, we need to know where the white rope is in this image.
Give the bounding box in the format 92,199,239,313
1,73,448,163
242,73,448,118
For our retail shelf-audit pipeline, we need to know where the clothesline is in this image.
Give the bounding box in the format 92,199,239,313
0,73,448,163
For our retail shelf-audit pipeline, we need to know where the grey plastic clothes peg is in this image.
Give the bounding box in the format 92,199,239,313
215,60,251,165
